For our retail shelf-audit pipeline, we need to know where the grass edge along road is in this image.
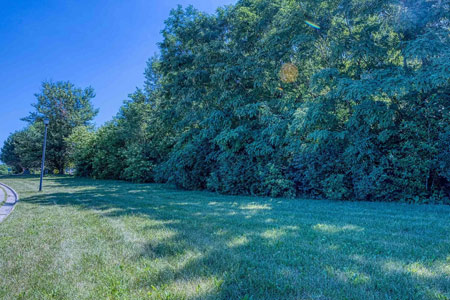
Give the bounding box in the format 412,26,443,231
0,175,449,300
0,185,6,206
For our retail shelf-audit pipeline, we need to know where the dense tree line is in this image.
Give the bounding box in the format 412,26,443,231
3,0,449,203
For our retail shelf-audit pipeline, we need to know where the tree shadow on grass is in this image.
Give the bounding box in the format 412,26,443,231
23,176,450,300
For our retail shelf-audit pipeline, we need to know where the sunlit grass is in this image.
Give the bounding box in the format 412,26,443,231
0,175,449,299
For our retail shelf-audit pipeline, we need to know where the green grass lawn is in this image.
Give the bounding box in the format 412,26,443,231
0,176,449,300
0,185,6,205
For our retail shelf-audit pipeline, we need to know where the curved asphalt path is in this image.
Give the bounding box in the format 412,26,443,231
0,182,19,223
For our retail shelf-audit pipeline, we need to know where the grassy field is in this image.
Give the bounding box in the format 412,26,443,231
0,176,449,300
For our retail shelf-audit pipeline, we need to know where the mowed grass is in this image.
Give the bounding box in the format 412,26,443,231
0,185,6,205
0,176,449,300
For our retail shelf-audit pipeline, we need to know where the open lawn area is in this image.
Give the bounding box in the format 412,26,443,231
0,176,449,300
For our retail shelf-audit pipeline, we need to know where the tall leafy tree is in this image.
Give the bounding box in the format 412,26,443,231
23,81,98,173
1,133,24,173
0,126,41,173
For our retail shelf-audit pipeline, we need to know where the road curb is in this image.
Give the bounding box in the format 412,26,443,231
0,182,19,223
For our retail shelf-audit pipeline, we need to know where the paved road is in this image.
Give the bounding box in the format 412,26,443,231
0,182,19,223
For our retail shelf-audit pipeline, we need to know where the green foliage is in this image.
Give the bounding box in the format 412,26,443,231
66,126,96,177
23,81,98,173
0,164,9,175
1,81,98,175
0,126,42,173
90,122,124,180
68,89,172,183
0,134,22,173
65,0,450,202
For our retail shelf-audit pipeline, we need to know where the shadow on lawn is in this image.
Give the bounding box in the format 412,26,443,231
25,176,450,299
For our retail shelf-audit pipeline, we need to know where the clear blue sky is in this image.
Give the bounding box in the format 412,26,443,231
0,0,236,149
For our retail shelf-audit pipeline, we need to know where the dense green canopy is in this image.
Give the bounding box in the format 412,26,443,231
3,0,449,203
